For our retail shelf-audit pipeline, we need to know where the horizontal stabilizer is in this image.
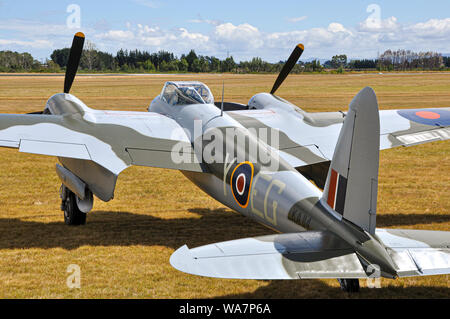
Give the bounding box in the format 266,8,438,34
170,231,369,279
377,228,450,277
171,228,450,280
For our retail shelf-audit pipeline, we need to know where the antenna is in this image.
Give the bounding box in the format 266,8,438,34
221,80,225,117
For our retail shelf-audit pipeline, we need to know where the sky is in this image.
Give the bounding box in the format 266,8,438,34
1,0,450,62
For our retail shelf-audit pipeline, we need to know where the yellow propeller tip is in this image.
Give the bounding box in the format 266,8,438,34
75,32,85,38
297,43,304,50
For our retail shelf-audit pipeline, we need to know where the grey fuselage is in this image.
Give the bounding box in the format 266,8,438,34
148,93,398,278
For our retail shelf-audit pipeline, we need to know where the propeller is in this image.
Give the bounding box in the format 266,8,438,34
64,32,85,94
270,43,304,95
27,32,85,114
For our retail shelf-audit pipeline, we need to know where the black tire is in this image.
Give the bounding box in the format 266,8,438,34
337,279,360,293
64,191,87,226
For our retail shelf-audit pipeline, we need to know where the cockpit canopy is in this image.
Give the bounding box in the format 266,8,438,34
161,81,214,106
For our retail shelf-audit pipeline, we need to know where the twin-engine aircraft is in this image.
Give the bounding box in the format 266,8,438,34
1,33,449,292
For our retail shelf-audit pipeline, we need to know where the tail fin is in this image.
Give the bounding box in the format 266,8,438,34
321,87,380,234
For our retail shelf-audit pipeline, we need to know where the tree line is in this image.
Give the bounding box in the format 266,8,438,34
1,42,450,73
324,50,449,72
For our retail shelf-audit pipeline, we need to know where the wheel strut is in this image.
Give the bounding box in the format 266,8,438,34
337,279,360,293
60,184,87,226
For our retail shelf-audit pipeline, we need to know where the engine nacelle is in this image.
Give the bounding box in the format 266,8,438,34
248,93,300,112
44,93,92,115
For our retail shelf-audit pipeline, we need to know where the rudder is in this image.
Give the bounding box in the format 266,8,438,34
322,87,380,234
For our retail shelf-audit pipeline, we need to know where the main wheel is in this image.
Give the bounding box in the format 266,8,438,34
337,279,360,293
62,189,87,226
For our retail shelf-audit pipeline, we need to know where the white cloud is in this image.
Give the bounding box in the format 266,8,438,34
214,23,264,51
96,23,211,54
328,23,348,33
359,16,399,32
132,0,159,8
406,18,450,39
0,38,52,49
188,18,222,26
99,30,135,41
287,16,307,23
3,16,450,62
0,19,71,37
179,28,209,42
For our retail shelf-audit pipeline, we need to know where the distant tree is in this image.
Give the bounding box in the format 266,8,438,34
143,59,156,71
185,50,198,71
379,49,443,71
221,56,236,72
0,51,40,71
444,57,450,68
177,58,189,72
330,54,347,68
51,48,71,68
191,58,201,72
159,60,178,72
81,40,97,71
348,59,377,69
305,59,322,72
323,60,333,69
97,51,115,71
45,60,61,72
209,56,221,72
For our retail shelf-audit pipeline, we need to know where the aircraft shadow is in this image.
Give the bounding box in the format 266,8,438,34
0,208,448,298
377,213,450,227
0,208,271,251
217,279,450,299
0,209,448,251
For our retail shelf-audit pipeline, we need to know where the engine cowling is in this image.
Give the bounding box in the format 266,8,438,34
248,93,299,112
44,93,91,115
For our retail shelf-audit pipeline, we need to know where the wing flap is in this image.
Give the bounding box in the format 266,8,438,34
388,127,450,147
19,139,91,160
170,231,369,279
126,147,203,172
0,140,19,148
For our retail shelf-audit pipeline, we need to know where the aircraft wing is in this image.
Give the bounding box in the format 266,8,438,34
227,107,450,168
0,111,203,175
170,229,450,280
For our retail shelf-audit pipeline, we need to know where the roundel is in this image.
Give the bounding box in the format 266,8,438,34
230,162,254,208
397,109,450,126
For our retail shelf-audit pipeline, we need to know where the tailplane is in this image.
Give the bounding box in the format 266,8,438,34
321,87,380,234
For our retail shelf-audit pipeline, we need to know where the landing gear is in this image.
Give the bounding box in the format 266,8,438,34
337,279,360,293
60,185,87,225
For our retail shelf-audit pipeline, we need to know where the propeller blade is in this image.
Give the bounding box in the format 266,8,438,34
270,43,304,95
64,32,85,94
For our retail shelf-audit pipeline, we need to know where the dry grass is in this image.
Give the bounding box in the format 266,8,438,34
0,73,448,298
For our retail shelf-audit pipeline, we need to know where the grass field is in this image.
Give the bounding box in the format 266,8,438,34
0,73,448,298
